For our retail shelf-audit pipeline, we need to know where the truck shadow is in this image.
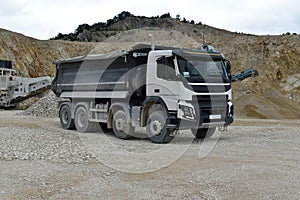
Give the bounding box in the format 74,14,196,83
85,126,231,145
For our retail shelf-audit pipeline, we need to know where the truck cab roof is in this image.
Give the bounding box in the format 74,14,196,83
132,44,224,58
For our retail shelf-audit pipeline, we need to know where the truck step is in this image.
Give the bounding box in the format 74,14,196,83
89,119,107,123
167,124,178,128
89,108,108,112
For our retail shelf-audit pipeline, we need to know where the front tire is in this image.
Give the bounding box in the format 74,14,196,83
112,110,133,140
191,128,216,139
146,111,173,143
59,104,75,130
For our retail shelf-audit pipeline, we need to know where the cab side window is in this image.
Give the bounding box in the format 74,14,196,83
156,56,176,80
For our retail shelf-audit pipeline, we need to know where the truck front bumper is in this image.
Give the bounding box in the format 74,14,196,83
173,101,234,130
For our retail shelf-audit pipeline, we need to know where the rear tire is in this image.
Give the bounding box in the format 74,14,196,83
146,111,173,143
74,106,93,133
112,110,133,140
59,104,75,130
191,128,216,139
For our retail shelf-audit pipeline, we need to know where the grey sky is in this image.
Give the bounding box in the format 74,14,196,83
0,0,299,40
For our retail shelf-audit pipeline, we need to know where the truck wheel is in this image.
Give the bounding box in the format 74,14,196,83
74,106,92,133
59,104,75,130
146,111,173,143
112,110,133,140
191,128,216,139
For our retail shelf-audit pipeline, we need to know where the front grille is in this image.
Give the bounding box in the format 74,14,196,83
193,94,228,108
190,84,231,93
192,94,228,124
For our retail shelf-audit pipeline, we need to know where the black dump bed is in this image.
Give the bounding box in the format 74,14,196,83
51,45,160,96
0,60,12,69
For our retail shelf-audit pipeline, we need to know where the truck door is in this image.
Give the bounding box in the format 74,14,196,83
147,54,179,111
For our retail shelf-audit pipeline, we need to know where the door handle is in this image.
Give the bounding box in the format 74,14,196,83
154,89,160,93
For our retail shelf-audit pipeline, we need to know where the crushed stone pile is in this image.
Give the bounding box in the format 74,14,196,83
22,90,59,118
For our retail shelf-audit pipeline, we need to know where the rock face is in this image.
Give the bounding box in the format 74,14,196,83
1,18,300,119
219,35,300,119
0,29,96,77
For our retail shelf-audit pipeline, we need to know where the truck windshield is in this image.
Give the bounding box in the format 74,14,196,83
177,57,229,82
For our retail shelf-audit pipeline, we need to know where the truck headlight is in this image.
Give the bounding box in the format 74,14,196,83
227,89,232,101
178,101,195,120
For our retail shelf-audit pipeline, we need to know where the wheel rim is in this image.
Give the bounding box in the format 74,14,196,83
149,119,163,136
61,109,69,124
77,110,86,128
115,116,126,132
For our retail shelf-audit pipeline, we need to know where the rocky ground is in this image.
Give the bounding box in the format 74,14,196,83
0,110,299,199
22,91,59,118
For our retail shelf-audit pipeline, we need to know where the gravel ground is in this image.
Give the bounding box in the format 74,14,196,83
0,110,299,199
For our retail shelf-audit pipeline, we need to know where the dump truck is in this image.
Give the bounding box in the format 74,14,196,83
0,60,52,108
51,43,234,143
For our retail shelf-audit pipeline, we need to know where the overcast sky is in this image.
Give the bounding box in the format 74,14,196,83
0,0,299,40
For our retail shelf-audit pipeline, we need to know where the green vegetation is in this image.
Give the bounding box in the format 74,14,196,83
50,11,201,42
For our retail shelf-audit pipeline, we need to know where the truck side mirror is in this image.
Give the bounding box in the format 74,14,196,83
224,60,232,81
225,60,231,73
224,60,231,78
